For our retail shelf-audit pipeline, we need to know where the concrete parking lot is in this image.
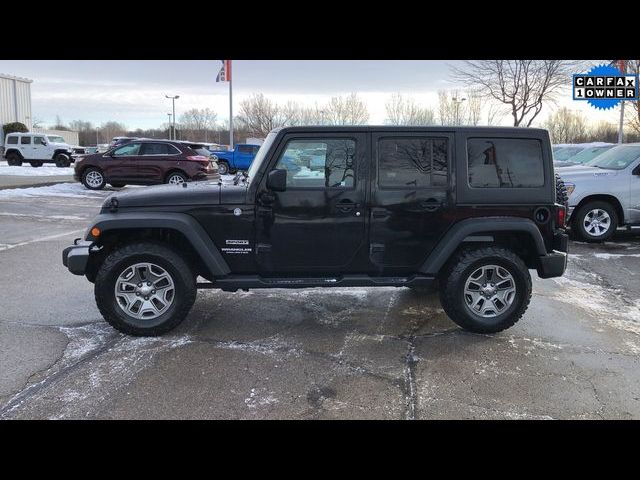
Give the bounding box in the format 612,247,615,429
1,182,639,419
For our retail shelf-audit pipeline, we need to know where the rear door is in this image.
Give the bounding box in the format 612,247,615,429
139,142,182,183
369,131,455,274
18,135,31,158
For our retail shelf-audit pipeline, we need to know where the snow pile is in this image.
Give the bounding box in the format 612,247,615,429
0,161,74,176
0,182,120,199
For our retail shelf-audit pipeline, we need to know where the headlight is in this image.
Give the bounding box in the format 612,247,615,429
564,182,575,196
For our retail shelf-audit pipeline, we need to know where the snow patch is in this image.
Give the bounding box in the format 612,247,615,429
0,182,116,199
551,276,640,335
244,388,279,409
0,161,74,176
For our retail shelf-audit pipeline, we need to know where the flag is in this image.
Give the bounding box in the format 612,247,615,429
216,60,232,82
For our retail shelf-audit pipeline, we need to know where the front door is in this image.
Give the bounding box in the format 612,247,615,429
31,136,49,160
369,131,455,275
105,142,142,181
255,133,368,275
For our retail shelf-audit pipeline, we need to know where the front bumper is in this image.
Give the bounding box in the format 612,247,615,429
62,239,93,275
536,231,569,279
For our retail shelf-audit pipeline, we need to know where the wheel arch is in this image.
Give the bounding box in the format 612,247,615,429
5,148,23,159
84,212,230,282
571,194,624,225
420,217,548,276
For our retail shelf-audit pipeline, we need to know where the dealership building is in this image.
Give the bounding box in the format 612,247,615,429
0,73,33,130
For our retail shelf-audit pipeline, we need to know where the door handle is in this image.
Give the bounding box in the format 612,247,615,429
336,201,358,213
420,199,442,212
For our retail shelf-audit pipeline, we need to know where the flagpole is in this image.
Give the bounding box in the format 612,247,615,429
229,61,234,149
618,59,626,144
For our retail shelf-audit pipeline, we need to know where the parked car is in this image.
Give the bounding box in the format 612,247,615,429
63,126,568,337
555,145,615,168
209,143,261,175
74,139,219,190
109,136,138,148
3,132,74,167
559,144,640,241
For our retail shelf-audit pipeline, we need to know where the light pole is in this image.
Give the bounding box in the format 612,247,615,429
165,95,179,140
96,127,100,147
167,113,173,139
452,97,467,126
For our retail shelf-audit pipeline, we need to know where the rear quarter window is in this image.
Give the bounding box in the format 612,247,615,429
467,138,544,188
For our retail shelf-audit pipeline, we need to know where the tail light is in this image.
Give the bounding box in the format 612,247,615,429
186,155,210,164
556,205,566,228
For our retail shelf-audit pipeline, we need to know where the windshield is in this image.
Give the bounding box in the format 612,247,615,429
585,145,640,170
566,146,614,164
246,131,279,185
553,146,585,161
47,136,66,143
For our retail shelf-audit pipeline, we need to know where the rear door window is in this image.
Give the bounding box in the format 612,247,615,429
378,137,448,188
20,136,31,145
141,143,179,155
467,138,544,188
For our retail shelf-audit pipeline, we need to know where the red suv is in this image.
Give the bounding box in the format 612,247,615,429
74,139,219,190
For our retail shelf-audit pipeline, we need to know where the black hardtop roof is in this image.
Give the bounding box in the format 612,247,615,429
273,125,549,134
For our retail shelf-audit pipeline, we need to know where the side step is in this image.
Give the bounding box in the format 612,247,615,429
197,274,436,292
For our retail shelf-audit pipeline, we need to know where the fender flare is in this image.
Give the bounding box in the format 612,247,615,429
87,212,231,276
419,217,547,275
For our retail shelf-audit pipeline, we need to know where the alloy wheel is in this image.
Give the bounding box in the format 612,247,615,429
463,265,516,318
114,262,175,320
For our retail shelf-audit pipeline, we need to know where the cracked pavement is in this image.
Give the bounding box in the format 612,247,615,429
1,186,640,419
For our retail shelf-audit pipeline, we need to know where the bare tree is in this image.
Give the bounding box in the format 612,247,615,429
324,93,369,125
385,93,435,125
451,60,576,127
178,108,217,141
543,107,589,143
52,115,69,131
626,60,640,137
236,93,285,137
589,121,618,143
31,116,45,128
100,121,127,142
466,88,482,126
438,90,468,125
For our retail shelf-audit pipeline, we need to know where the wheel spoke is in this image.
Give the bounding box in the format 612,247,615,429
464,264,517,318
114,262,175,321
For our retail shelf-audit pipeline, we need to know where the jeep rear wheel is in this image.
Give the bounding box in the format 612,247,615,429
95,242,196,336
82,167,106,190
439,246,532,334
573,201,617,242
6,152,22,166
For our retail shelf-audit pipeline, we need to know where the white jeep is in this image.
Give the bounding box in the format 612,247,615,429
3,132,74,167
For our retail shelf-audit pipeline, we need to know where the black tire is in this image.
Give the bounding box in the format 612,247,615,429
95,242,197,336
6,152,22,166
217,161,230,175
573,200,618,242
555,173,569,208
165,171,187,184
439,246,532,334
30,161,43,167
55,153,71,168
81,167,106,190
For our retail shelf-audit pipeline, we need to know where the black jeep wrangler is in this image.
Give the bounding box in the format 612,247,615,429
63,126,568,336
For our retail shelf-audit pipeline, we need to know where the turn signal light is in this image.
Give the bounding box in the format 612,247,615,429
90,227,101,237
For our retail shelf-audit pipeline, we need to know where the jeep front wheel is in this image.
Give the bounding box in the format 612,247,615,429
439,246,532,334
95,242,197,336
82,167,106,190
573,201,617,242
55,153,71,167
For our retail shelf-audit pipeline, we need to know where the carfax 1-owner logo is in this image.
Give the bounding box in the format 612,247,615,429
573,62,639,110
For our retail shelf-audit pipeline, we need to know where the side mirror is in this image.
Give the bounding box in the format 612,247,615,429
40,139,47,146
266,169,287,192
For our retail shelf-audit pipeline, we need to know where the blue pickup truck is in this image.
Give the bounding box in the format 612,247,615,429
209,143,261,175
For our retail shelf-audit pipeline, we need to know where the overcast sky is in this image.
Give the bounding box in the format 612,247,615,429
0,60,619,130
